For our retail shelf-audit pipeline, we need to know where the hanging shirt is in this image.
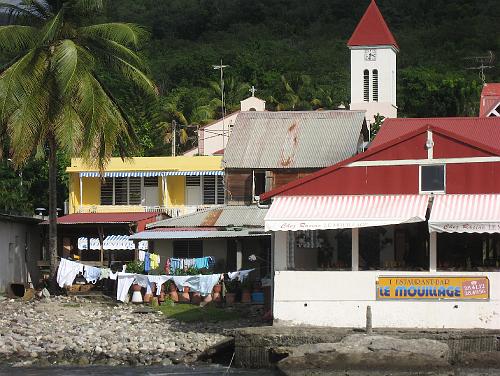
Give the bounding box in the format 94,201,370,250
144,253,151,272
56,259,84,288
84,265,102,284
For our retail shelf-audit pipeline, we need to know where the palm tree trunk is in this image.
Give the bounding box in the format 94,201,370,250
48,133,58,285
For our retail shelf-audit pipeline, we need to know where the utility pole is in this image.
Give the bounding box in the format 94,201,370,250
213,60,229,149
171,120,177,157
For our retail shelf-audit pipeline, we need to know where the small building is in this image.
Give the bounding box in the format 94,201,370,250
183,92,266,156
130,205,270,276
66,156,224,217
0,214,41,292
223,110,367,205
479,83,500,117
261,117,500,329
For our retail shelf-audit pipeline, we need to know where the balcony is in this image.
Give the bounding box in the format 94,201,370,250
75,205,218,217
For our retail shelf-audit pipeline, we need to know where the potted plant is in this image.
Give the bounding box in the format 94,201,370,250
166,280,179,302
240,279,252,304
225,279,239,305
125,261,145,303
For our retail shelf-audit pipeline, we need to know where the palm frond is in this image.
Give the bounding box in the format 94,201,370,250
39,8,63,44
0,2,41,23
106,55,156,95
79,23,148,48
0,25,38,53
84,36,147,71
51,39,93,94
67,0,104,15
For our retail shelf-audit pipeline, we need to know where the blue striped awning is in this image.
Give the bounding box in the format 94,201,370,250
79,171,224,178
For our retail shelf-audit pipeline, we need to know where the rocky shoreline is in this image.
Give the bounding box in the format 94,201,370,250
0,295,260,367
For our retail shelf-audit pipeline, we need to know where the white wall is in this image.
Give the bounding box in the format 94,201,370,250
350,46,397,122
198,112,239,156
273,270,500,329
0,218,40,292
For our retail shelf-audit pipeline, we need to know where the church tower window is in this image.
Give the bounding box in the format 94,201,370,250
363,70,369,102
372,69,379,102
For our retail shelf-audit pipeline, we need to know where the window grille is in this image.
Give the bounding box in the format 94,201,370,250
203,176,216,204
186,176,201,186
129,177,142,205
144,177,158,187
100,178,113,205
363,69,369,102
114,178,128,205
173,240,203,258
372,69,379,102
217,176,225,204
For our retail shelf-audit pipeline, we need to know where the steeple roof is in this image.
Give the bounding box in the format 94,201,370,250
347,0,398,49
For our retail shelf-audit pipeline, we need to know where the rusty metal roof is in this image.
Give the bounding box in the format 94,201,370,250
223,111,365,169
147,205,268,229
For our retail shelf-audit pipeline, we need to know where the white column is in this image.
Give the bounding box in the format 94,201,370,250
162,176,168,208
236,240,243,270
352,228,359,271
429,231,437,272
274,231,288,271
79,175,83,212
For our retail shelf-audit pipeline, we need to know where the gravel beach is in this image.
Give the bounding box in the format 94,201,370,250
0,295,261,367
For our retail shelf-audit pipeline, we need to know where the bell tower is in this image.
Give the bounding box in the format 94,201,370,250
348,0,398,123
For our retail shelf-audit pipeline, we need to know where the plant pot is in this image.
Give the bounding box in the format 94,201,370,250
179,286,190,302
132,284,142,292
203,294,213,303
169,283,177,292
213,284,222,293
159,284,166,302
191,292,202,305
225,292,236,305
212,284,222,302
241,289,252,304
169,289,179,302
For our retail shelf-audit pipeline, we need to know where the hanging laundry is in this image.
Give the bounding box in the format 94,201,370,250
169,258,182,273
84,265,102,284
164,258,171,274
147,275,172,296
199,274,222,296
172,275,200,293
228,269,255,282
56,259,84,288
144,253,151,272
138,250,146,262
195,256,214,269
116,273,136,302
150,253,160,270
100,268,111,280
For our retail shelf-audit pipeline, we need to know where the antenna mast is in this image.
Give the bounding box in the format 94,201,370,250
464,51,495,84
213,60,229,149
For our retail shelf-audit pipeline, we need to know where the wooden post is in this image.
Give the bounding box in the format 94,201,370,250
98,226,104,266
366,305,373,334
134,240,139,261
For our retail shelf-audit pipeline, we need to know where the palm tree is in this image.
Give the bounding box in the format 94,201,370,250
0,0,156,282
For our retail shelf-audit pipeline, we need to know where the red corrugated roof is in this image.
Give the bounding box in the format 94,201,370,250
260,121,500,201
371,117,500,151
213,148,225,155
347,0,398,49
146,227,217,232
480,83,500,117
46,212,160,225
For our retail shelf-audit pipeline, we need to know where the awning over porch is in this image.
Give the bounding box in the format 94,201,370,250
77,235,148,250
79,170,223,177
429,194,500,233
265,195,429,231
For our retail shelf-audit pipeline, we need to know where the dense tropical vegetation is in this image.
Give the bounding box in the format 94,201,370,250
0,0,499,215
0,0,155,278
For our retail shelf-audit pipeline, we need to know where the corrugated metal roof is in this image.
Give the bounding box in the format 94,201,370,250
130,228,269,240
43,212,161,225
223,111,365,169
480,83,500,117
371,117,500,152
148,205,268,229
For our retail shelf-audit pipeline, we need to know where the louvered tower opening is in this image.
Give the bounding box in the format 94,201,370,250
363,70,369,102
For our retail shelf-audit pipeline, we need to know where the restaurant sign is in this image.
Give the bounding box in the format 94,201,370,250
376,276,489,300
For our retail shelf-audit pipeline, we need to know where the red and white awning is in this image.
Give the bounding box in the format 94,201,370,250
265,195,429,232
429,194,500,233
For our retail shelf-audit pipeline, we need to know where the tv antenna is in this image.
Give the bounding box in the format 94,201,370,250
213,60,230,149
464,51,495,84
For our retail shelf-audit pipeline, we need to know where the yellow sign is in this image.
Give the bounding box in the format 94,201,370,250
376,276,489,300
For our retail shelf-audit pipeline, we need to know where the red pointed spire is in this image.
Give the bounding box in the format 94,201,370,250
347,0,398,49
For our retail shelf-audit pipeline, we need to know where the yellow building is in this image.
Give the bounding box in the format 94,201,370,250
67,156,224,216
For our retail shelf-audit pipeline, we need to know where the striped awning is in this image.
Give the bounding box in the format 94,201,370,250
77,235,148,250
429,194,500,233
265,195,429,231
79,170,223,178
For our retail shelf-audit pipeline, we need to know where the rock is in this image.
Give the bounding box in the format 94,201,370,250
278,335,451,374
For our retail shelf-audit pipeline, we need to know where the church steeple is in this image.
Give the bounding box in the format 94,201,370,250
348,0,398,50
348,0,398,123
